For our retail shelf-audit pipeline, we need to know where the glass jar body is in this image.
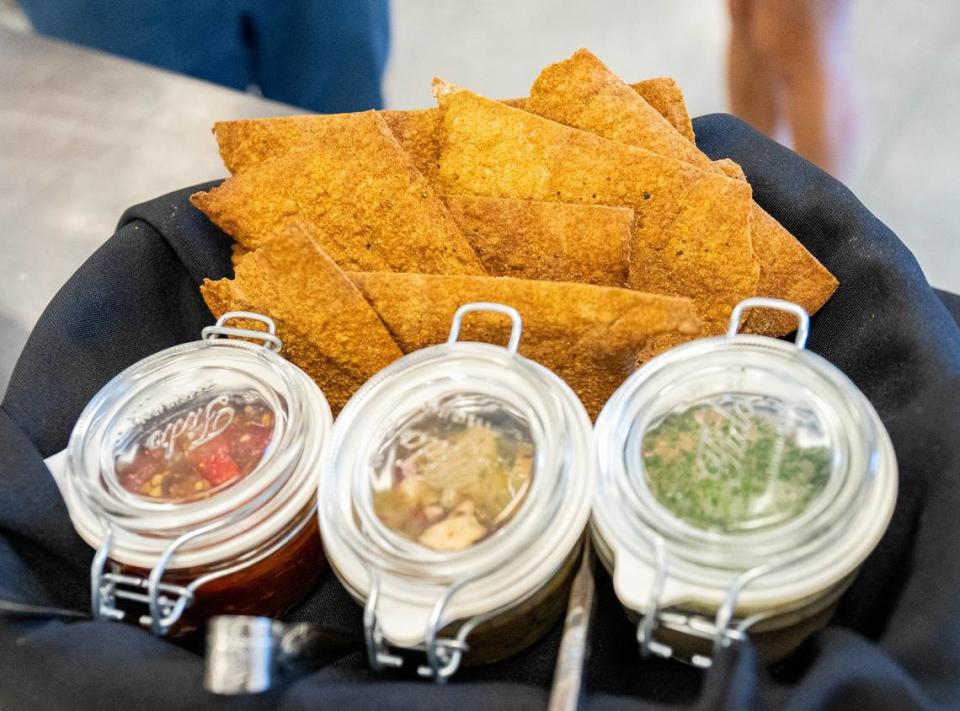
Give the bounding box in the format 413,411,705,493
455,542,582,664
320,333,595,677
103,501,324,637
592,319,898,668
594,533,852,663
331,539,582,666
63,318,334,636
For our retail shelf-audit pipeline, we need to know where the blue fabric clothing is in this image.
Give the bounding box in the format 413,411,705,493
18,0,390,112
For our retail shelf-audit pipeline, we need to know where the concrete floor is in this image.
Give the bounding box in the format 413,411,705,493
0,1,958,395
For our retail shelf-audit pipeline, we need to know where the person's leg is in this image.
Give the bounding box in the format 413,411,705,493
18,0,250,90
727,0,780,138
750,0,856,179
248,0,390,113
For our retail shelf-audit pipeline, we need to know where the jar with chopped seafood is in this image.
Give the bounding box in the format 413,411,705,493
320,303,594,680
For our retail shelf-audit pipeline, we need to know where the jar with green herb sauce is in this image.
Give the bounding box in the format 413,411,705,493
592,298,898,667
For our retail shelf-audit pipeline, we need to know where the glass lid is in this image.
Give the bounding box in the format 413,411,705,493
322,302,593,589
111,380,278,504
64,313,329,561
639,393,833,534
595,299,887,580
369,392,535,552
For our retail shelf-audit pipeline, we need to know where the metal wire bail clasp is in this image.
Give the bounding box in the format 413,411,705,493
447,303,522,353
630,529,786,667
90,519,231,636
362,566,484,683
363,569,404,673
688,555,799,669
202,311,283,353
91,525,195,636
727,298,810,349
636,534,674,659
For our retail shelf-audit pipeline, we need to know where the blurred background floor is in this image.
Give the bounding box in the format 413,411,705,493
384,0,960,295
0,0,957,395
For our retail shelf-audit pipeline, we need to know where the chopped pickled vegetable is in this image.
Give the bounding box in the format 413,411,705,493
116,394,273,500
372,409,534,552
641,402,832,532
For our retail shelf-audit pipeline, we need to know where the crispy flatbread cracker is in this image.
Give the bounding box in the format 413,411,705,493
348,272,700,418
214,108,442,180
528,50,714,173
213,78,692,179
744,208,838,334
526,49,837,335
444,195,631,285
741,210,837,334
230,243,249,270
193,111,484,275
714,158,746,181
200,223,403,413
379,108,444,182
434,84,758,331
629,78,696,143
213,115,305,175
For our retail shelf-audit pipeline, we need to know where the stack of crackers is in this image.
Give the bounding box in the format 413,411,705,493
193,49,837,418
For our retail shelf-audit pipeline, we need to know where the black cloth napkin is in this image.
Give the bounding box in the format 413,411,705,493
2,114,959,710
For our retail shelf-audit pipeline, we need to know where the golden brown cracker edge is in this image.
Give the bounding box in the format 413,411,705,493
200,223,403,413
434,84,758,333
444,195,632,286
193,111,485,275
348,271,700,419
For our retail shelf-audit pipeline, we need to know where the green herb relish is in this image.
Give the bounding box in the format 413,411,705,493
641,403,832,532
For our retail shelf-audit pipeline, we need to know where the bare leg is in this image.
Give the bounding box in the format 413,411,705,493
727,0,780,137
751,0,857,180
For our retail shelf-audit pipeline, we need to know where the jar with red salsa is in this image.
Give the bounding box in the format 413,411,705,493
56,313,332,636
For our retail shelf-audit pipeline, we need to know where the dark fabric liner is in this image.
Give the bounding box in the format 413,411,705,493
2,114,958,710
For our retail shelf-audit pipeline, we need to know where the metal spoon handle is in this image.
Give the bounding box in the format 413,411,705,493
547,538,596,711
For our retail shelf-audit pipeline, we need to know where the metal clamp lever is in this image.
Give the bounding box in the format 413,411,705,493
91,523,210,635
448,302,523,353
202,311,283,352
727,297,810,349
636,534,673,659
91,502,318,636
633,533,797,669
363,566,484,683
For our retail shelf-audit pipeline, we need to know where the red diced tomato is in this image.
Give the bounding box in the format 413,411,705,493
201,443,241,486
230,424,272,471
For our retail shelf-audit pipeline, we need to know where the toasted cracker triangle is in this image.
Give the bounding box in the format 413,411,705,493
444,195,631,286
434,83,759,332
525,49,837,335
192,111,484,276
527,50,715,173
629,78,696,143
200,222,403,413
